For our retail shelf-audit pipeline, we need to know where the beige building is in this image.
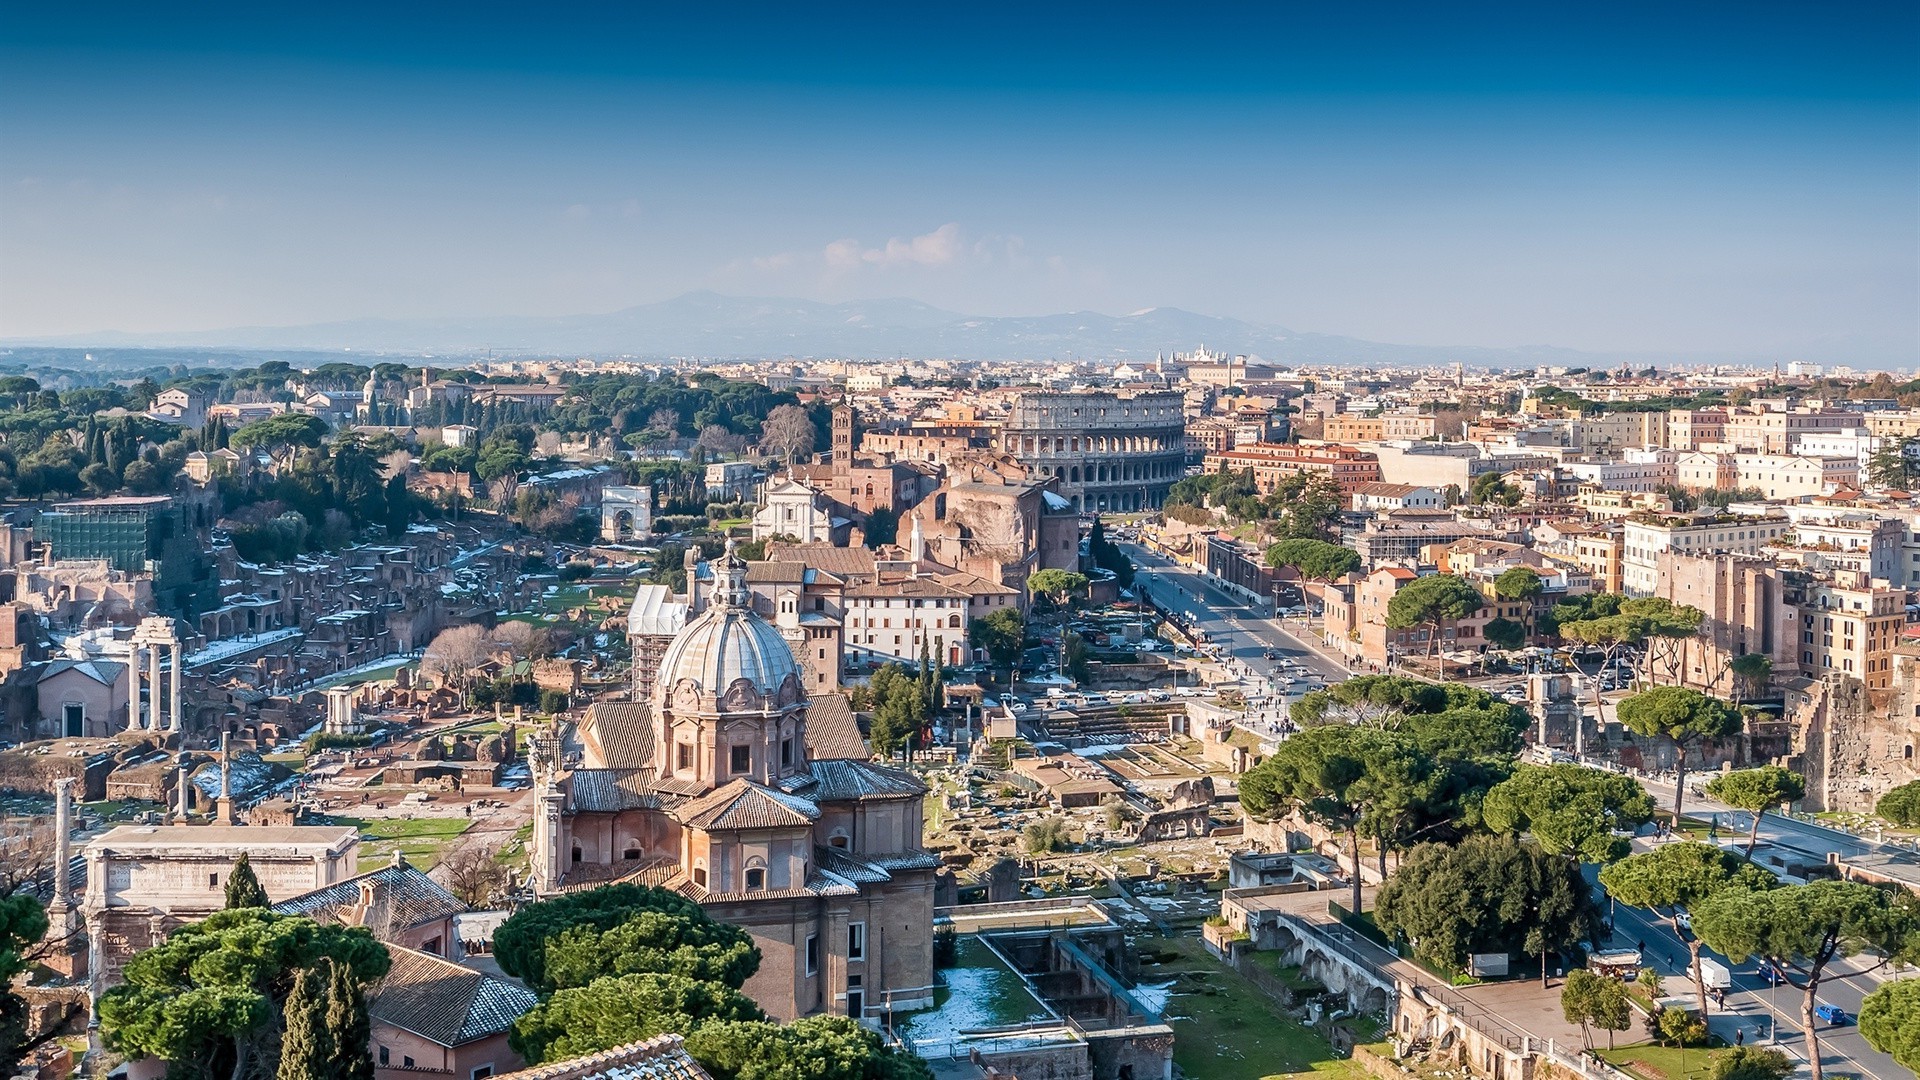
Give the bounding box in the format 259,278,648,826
1321,413,1437,443
1621,515,1790,596
83,825,360,994
1654,553,1785,693
531,544,936,1022
1788,571,1905,691
1721,407,1857,454
1674,452,1859,498
1666,408,1728,452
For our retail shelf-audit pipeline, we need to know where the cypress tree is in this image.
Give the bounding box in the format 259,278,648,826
323,955,376,1080
225,852,269,909
278,964,331,1080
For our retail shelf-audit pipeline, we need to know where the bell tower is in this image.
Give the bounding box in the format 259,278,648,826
832,403,853,483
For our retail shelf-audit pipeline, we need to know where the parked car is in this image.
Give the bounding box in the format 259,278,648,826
1262,649,1282,660
1814,1004,1850,1026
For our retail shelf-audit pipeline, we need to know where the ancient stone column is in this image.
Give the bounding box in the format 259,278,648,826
148,648,162,732
170,644,183,732
128,644,142,729
51,777,73,908
175,755,192,821
216,733,234,825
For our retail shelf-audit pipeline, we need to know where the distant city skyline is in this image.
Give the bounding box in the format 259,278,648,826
2,2,1915,364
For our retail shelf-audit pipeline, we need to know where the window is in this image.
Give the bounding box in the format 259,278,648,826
472,1069,493,1080
693,866,708,887
848,922,866,961
781,737,794,767
745,867,765,891
730,745,751,774
805,934,820,975
379,1049,389,1066
571,846,582,863
208,873,219,890
623,846,641,860
677,743,694,771
830,832,850,849
404,1058,415,1069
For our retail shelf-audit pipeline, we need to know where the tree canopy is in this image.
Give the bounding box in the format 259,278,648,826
225,852,269,909
1482,763,1655,863
1860,978,1920,1074
1026,569,1088,609
492,885,761,996
1374,835,1600,976
510,973,764,1064
685,1016,935,1080
97,909,390,1080
969,608,1025,686
1705,766,1806,857
1599,841,1777,1016
1264,538,1360,582
1616,686,1742,820
1694,880,1920,1080
1493,566,1544,602
229,413,329,454
1560,969,1631,1050
1876,779,1920,827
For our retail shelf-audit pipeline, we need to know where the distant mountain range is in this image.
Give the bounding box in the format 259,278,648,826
4,290,1658,367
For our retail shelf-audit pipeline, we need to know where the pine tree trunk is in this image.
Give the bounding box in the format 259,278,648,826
1349,824,1364,916
1803,983,1824,1080
1688,937,1708,1020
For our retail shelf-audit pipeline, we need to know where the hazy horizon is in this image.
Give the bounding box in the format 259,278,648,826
3,2,1916,364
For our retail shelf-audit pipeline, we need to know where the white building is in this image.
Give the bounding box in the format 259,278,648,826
1621,515,1791,596
752,479,847,545
842,577,972,669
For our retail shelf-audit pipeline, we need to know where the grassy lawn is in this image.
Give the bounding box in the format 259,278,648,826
1599,1042,1732,1080
1139,933,1369,1080
336,815,471,870
495,823,534,871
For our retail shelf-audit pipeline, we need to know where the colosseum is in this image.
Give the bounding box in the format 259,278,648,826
1000,390,1187,512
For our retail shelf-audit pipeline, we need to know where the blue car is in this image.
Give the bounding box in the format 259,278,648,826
1814,1004,1851,1026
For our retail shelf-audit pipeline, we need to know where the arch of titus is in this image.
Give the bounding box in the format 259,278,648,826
128,616,183,731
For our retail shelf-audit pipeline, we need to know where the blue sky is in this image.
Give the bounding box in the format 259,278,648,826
3,2,1916,363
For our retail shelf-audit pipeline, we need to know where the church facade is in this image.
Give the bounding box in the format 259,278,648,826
529,542,938,1021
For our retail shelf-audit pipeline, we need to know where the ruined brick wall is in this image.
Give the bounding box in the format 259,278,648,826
1792,658,1920,812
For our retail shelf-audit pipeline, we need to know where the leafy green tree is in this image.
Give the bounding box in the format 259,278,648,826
322,953,375,1080
510,973,765,1064
1087,518,1135,587
277,961,331,1080
1493,565,1544,603
225,852,269,909
1709,1046,1794,1080
1876,779,1920,826
1482,617,1526,652
493,885,761,995
863,664,929,759
230,413,328,458
1384,574,1482,664
862,507,899,548
1694,880,1920,1080
1655,1007,1708,1047
1560,969,1631,1050
1865,438,1918,490
685,1016,935,1080
1600,842,1777,1018
1264,538,1361,585
1022,817,1071,854
0,894,52,1074
1617,686,1742,822
1373,835,1599,977
970,608,1026,687
1026,569,1089,612
1239,724,1425,915
1482,763,1655,864
97,909,390,1080
1705,766,1806,858
1860,978,1920,1073
1726,652,1772,705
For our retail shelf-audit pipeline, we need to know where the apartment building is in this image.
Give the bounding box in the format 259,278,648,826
1864,409,1920,441
1349,483,1444,512
1674,452,1859,498
1322,412,1437,442
1788,571,1905,691
1769,513,1906,583
1621,514,1791,596
1564,450,1676,493
1721,407,1857,454
1572,412,1666,453
1665,408,1728,452
1202,443,1383,495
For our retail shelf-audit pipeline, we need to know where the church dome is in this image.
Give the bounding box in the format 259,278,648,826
654,540,799,706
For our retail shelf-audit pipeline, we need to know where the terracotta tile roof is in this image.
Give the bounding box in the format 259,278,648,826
578,703,654,771
843,577,969,599
783,758,926,802
492,1034,712,1080
273,858,468,933
765,543,877,578
568,769,663,812
676,779,819,831
804,695,868,761
366,946,536,1048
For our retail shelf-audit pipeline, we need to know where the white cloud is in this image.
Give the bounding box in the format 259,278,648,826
823,222,963,270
